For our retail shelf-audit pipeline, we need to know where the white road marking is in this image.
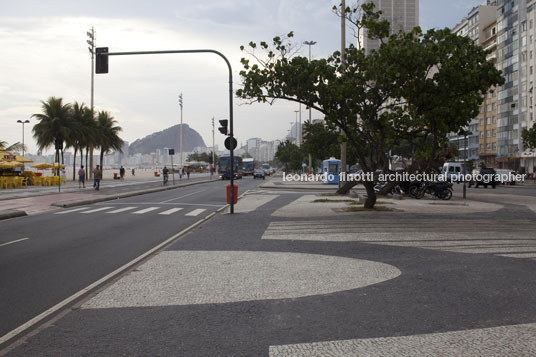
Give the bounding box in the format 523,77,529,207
185,209,206,216
159,208,184,215
159,191,203,204
81,207,114,214
55,207,90,214
107,207,137,214
0,238,29,248
132,207,160,214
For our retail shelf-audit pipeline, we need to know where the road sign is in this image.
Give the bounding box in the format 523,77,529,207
168,149,175,155
225,137,237,151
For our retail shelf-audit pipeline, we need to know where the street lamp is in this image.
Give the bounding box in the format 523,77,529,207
178,93,183,169
303,40,316,173
459,129,473,199
87,27,96,179
16,119,30,157
294,110,300,146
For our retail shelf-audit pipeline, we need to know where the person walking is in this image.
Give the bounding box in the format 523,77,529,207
131,168,135,176
163,166,169,185
78,165,86,188
120,166,125,180
93,165,102,191
186,166,190,180
179,167,183,180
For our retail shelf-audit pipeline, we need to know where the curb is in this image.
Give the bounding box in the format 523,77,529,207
51,179,213,208
0,210,28,221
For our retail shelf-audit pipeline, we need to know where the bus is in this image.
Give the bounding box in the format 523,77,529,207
218,155,243,180
242,158,255,176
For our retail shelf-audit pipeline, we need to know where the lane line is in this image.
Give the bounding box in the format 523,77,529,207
97,202,222,207
0,238,29,248
107,207,137,214
132,207,160,214
55,207,90,215
185,208,206,217
0,207,222,347
159,208,184,215
81,207,113,214
159,191,203,204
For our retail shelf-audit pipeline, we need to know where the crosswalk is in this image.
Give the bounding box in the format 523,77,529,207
262,219,536,261
56,206,207,217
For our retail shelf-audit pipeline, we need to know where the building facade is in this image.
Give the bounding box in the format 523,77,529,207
359,0,419,53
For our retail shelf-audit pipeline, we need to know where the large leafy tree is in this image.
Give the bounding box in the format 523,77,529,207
302,121,358,169
275,140,304,172
96,111,124,172
237,3,503,208
522,123,536,150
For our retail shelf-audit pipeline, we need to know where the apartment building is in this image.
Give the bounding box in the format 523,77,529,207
359,0,419,53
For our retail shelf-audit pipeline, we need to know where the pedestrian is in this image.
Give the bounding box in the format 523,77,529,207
93,165,102,191
179,167,183,180
163,166,169,185
186,166,190,180
60,167,66,184
120,166,125,180
78,165,86,188
210,165,214,178
132,168,135,176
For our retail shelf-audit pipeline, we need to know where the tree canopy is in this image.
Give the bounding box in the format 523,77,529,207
237,3,503,207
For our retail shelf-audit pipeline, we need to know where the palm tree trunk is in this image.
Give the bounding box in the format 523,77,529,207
100,151,104,179
85,146,89,180
90,147,94,179
73,147,78,181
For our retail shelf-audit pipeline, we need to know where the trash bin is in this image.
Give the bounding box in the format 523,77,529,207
226,184,238,204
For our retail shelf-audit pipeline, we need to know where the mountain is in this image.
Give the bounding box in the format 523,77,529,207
129,124,206,155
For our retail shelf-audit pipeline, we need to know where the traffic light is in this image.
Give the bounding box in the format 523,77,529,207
218,119,228,135
96,47,109,74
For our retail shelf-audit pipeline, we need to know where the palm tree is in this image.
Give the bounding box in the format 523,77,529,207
68,102,89,180
96,111,124,175
0,140,25,152
32,97,73,170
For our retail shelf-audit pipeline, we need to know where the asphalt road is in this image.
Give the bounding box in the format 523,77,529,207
3,184,536,355
0,177,261,339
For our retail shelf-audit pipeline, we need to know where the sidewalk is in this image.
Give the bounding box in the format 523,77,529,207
0,172,215,220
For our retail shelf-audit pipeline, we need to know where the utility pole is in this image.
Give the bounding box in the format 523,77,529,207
87,27,95,179
212,117,215,180
304,40,316,173
339,0,347,190
294,110,299,145
178,93,183,170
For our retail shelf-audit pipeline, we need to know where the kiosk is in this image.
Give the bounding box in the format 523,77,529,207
321,157,340,184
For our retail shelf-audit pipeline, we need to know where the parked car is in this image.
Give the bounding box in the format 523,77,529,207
471,167,497,188
253,169,265,180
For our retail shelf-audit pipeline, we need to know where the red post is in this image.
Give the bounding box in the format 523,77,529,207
226,184,238,204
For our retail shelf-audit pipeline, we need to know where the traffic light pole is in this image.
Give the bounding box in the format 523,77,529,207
97,48,235,213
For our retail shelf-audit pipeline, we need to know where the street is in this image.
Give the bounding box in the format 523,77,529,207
1,178,535,355
0,177,260,340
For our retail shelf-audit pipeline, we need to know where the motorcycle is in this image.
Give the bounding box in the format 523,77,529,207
415,181,453,200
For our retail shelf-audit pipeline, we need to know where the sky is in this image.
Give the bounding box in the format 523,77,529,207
1,0,486,155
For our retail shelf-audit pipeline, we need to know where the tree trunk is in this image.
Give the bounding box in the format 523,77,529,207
336,180,359,194
89,147,94,179
100,151,104,179
73,147,78,181
363,181,377,208
85,147,89,180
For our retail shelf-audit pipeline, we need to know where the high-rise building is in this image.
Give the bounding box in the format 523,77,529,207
359,0,419,53
450,3,498,164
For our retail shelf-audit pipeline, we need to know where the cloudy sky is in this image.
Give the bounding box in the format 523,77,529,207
1,0,485,155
